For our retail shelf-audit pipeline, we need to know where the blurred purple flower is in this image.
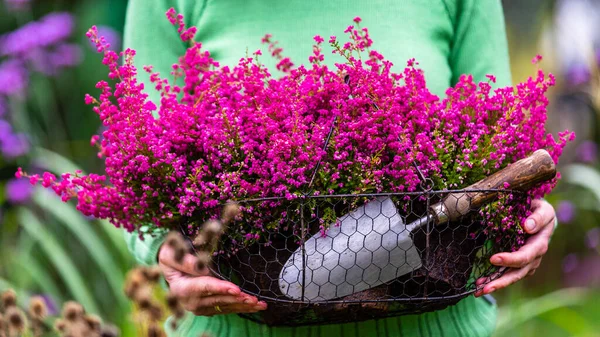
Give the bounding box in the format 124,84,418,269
556,200,575,223
0,132,29,158
565,63,590,86
562,253,579,274
91,26,122,51
563,254,600,288
50,43,82,68
576,140,598,163
26,44,82,76
0,96,6,117
5,178,33,203
0,12,74,57
34,294,58,316
585,227,600,250
0,119,11,134
0,59,28,96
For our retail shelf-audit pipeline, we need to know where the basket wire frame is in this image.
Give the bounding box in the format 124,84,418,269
181,190,520,326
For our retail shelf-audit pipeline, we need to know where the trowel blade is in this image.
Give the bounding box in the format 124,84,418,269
279,196,423,301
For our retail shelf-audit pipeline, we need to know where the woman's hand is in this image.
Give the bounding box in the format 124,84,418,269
475,199,556,297
158,243,268,316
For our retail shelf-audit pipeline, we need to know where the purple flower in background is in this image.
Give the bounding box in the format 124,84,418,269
26,44,82,76
576,140,598,163
50,43,82,68
5,178,33,203
586,227,600,250
0,59,28,96
0,119,11,134
91,26,122,51
556,200,576,223
0,12,74,57
565,63,590,86
562,253,579,274
34,294,58,316
0,131,29,158
0,96,6,117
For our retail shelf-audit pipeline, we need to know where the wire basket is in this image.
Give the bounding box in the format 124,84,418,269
184,190,520,326
180,149,555,326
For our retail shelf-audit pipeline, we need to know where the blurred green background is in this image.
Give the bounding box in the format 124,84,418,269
0,0,598,336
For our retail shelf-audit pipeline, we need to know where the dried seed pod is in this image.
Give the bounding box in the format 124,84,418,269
5,306,26,332
173,246,187,264
1,289,17,309
194,252,212,271
221,202,240,225
148,305,163,321
54,319,67,333
134,286,153,310
195,220,222,252
100,324,120,337
166,232,186,250
62,301,84,321
123,268,145,299
28,296,47,320
165,293,181,311
67,320,92,337
166,293,185,319
169,319,178,331
147,323,165,337
84,314,102,332
142,266,162,283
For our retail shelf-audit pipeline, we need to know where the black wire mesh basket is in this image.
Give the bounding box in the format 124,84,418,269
183,150,556,326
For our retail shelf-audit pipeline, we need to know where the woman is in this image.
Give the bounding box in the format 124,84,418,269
123,1,558,336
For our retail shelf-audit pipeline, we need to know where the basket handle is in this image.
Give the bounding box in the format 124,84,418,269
437,149,556,222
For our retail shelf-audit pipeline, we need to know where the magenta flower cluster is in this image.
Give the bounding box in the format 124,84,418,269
18,10,573,248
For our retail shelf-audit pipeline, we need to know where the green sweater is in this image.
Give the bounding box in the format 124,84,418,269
123,0,511,336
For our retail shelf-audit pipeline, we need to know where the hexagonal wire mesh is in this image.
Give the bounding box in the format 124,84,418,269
181,190,521,326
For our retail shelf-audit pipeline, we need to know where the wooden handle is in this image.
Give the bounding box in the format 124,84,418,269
436,149,556,222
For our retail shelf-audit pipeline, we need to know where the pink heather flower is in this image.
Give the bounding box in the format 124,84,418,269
532,54,543,64
41,172,57,188
15,167,23,178
353,16,362,24
485,74,496,83
29,174,39,185
25,11,572,252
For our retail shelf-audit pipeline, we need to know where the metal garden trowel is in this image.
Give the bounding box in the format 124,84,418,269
279,149,556,301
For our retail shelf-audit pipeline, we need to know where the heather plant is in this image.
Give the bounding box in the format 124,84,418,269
19,9,573,251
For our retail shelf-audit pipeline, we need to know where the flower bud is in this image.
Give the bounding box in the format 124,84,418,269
1,289,17,308
5,307,26,332
62,301,84,321
28,296,47,320
221,202,240,225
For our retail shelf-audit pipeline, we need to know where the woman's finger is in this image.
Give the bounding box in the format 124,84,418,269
481,257,541,295
523,199,554,234
490,221,553,268
171,276,242,298
182,294,258,311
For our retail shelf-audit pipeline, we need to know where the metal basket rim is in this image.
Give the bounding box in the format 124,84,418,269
229,188,523,204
